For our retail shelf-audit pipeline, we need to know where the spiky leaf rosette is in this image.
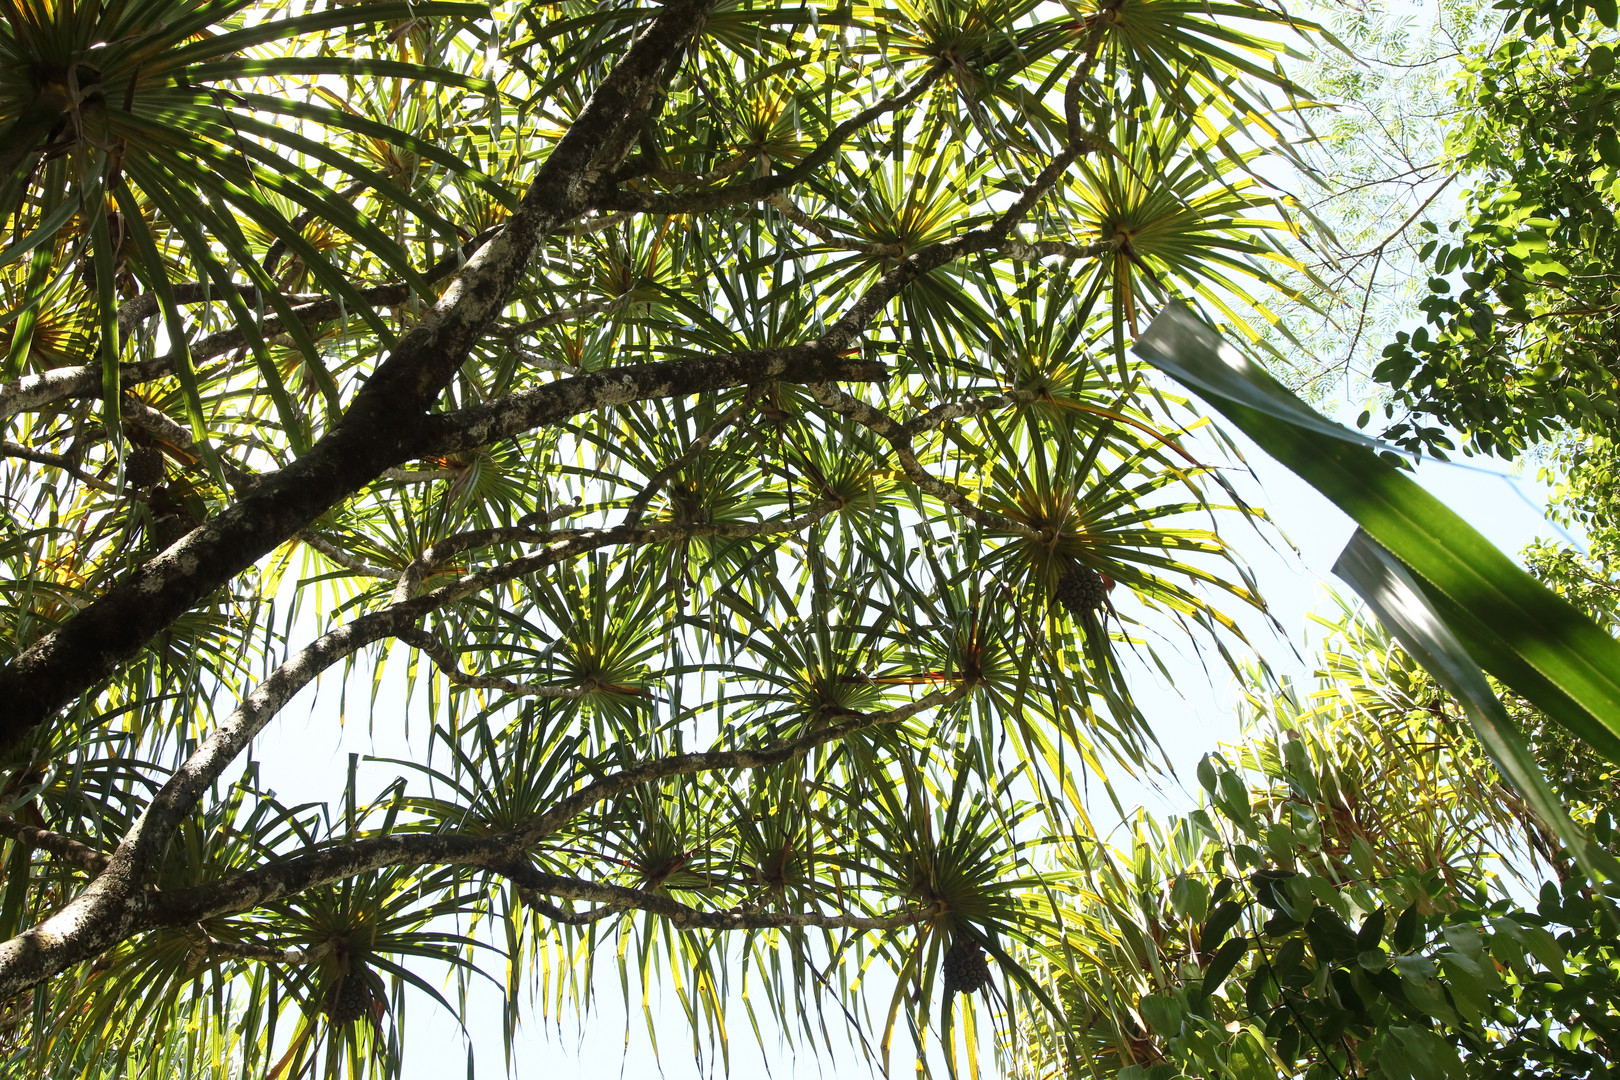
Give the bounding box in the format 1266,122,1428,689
941,938,993,997
0,0,1322,1074
1054,563,1107,619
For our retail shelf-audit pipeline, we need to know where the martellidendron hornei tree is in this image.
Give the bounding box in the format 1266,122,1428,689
0,0,1326,1074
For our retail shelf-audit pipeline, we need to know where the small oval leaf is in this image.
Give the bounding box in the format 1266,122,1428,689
1202,937,1248,992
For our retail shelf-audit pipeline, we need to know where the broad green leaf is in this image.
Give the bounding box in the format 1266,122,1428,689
1383,1025,1466,1080
1134,304,1620,770
1201,937,1247,992
1334,531,1618,880
1200,900,1245,951
1139,992,1183,1036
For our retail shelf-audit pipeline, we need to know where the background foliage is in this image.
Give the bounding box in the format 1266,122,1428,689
1010,613,1620,1080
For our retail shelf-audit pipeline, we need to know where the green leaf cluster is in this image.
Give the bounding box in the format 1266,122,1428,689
1374,15,1620,457
1014,614,1620,1080
0,0,1337,1075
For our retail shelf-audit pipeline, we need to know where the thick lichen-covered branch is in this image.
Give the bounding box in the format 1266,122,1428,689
0,0,716,747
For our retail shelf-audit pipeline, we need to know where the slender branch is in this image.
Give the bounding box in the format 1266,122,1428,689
117,284,327,338
506,345,582,375
152,727,803,922
555,211,637,237
506,865,942,932
817,134,1098,355
380,467,461,483
150,831,941,936
1000,237,1115,262
503,295,632,340
597,63,950,216
898,388,1041,439
296,532,401,580
808,383,1039,538
425,504,841,614
765,193,903,257
617,147,756,187
1339,171,1459,264
0,816,110,874
188,674,943,903
114,502,846,907
0,442,119,494
152,833,515,924
419,346,885,456
183,930,321,967
623,387,761,525
524,686,963,840
393,627,588,699
512,891,622,926
1,284,413,421
1,679,959,991
390,498,586,603
113,222,503,343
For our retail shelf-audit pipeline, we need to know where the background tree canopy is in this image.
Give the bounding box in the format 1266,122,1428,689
1,0,1618,1077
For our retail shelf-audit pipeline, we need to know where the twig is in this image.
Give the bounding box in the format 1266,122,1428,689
296,532,400,580
393,627,588,699
622,387,761,525
0,815,111,873
0,442,119,494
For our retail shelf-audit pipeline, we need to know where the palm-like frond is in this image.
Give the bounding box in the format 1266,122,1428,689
0,0,1347,1075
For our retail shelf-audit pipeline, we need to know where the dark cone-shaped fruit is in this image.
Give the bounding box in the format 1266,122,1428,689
1054,565,1106,619
125,446,166,489
149,515,192,552
324,969,374,1025
941,939,992,997
147,485,198,552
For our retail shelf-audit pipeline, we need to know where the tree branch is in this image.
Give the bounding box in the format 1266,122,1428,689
898,388,1041,439
0,816,111,874
296,532,401,580
0,0,716,748
622,387,761,525
807,382,1040,538
595,63,949,216
420,344,885,456
0,678,959,994
506,865,941,932
0,442,119,494
117,283,327,338
393,627,588,699
1,284,414,421
816,135,1098,355
524,686,963,841
104,504,847,910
